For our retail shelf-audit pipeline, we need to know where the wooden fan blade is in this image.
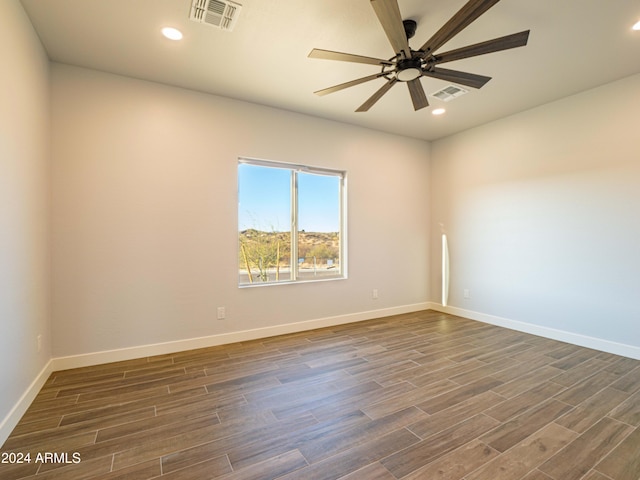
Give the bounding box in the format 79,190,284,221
419,0,501,55
407,79,429,111
314,74,386,96
433,30,530,64
370,0,411,59
422,67,491,89
309,48,392,66
356,77,398,112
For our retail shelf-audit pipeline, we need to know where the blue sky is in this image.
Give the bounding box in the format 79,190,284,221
238,164,340,233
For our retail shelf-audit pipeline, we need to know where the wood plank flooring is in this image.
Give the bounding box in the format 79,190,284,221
2,310,640,480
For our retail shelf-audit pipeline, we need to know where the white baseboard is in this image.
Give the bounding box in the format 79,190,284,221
427,302,640,360
51,303,431,371
0,359,54,447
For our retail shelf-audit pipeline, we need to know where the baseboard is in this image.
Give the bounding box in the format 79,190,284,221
51,302,431,371
0,359,54,447
427,302,640,360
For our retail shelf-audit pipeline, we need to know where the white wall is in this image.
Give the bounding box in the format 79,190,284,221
430,73,640,354
0,0,51,441
51,64,431,358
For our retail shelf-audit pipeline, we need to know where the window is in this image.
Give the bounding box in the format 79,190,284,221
238,158,346,285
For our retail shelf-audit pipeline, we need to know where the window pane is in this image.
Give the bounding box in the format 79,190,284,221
238,164,291,284
297,172,341,280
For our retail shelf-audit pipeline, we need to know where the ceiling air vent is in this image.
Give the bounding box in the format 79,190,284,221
430,85,469,102
189,0,242,31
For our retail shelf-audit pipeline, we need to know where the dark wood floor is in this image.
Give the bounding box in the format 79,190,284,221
2,310,640,480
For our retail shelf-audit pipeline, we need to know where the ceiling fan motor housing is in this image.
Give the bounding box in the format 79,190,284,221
403,19,417,39
396,57,422,81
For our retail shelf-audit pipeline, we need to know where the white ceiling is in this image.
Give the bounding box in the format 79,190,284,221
20,0,640,141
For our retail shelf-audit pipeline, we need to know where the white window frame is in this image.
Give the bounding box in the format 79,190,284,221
238,157,347,286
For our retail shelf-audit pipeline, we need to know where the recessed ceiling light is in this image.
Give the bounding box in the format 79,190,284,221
432,108,446,116
162,27,183,41
633,20,640,31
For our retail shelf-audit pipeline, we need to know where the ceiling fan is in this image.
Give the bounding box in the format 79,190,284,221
309,0,530,112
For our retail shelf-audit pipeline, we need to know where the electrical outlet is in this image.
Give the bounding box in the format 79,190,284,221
372,289,379,300
217,307,226,320
464,289,470,299
37,334,42,353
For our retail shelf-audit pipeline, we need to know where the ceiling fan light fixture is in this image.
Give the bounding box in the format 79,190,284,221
397,67,422,81
396,57,422,81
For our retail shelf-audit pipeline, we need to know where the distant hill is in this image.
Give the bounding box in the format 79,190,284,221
239,229,339,263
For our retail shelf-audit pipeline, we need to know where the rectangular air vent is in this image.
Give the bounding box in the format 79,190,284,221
431,85,468,102
190,0,242,31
